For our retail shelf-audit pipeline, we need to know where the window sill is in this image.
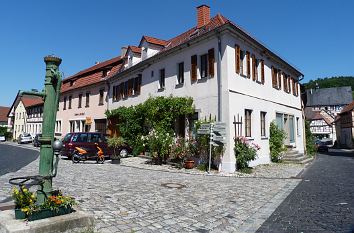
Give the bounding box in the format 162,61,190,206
197,77,207,83
158,87,165,92
245,137,254,141
256,80,263,85
175,83,184,88
98,103,104,106
85,106,89,108
261,137,268,140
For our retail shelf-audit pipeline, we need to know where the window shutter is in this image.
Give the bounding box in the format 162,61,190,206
246,52,250,78
283,73,287,92
235,45,240,74
271,66,275,87
288,76,291,93
252,54,256,81
208,48,215,78
191,55,197,82
261,60,265,84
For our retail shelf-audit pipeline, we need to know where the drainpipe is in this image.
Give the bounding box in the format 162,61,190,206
217,34,222,121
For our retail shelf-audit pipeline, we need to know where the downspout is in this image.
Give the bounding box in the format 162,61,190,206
106,79,110,135
217,34,222,121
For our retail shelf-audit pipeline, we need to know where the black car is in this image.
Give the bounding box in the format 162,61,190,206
315,140,329,152
33,134,42,147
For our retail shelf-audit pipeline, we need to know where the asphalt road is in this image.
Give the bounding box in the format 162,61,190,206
257,150,354,233
0,143,39,176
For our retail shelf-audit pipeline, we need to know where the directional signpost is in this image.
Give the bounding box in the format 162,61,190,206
197,122,227,173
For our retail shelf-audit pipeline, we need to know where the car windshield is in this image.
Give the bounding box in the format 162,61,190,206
62,133,72,143
23,133,31,137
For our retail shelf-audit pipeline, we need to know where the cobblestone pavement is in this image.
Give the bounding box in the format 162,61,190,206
0,143,303,233
257,150,354,233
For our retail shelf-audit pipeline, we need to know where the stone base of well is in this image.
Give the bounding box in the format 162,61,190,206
0,209,94,233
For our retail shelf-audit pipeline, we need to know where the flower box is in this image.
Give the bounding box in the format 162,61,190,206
15,206,74,221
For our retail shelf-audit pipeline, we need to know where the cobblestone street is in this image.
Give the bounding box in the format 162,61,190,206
0,143,302,233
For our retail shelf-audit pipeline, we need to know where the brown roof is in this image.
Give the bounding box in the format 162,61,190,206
127,45,141,54
141,36,168,47
0,106,10,122
340,100,354,114
61,56,123,93
21,96,43,108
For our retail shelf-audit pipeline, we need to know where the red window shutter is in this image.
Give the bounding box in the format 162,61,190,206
252,54,256,81
261,60,265,84
208,48,215,78
191,55,197,82
235,45,240,74
246,52,250,78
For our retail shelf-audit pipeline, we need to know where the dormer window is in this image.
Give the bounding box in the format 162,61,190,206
128,56,133,67
142,47,148,60
70,80,74,86
102,69,110,77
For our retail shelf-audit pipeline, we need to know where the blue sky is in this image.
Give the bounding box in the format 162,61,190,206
1,0,353,107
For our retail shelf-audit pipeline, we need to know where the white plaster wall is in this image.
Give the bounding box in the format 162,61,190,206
14,101,27,139
109,37,220,121
57,83,108,137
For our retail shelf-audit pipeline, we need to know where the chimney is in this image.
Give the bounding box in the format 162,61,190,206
197,5,210,28
121,46,128,57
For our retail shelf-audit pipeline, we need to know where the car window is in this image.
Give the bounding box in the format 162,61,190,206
77,133,88,142
63,133,72,143
88,133,101,143
23,133,31,137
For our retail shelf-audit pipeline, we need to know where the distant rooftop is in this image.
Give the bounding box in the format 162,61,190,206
306,86,353,106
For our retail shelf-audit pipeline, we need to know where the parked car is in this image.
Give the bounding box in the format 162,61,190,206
33,134,42,147
17,133,33,144
0,134,5,142
61,132,132,160
315,140,329,152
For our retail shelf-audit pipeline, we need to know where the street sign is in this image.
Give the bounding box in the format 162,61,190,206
197,129,210,135
212,135,226,143
200,123,210,130
214,122,226,127
213,128,226,135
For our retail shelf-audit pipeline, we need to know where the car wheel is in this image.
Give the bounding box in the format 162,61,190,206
72,154,80,163
119,148,128,158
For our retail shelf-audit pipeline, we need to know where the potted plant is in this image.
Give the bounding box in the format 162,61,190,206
12,187,75,221
107,136,126,164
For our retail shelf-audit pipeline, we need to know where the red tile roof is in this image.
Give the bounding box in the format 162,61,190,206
127,45,141,54
340,101,354,114
141,36,168,47
61,56,123,93
21,96,43,108
0,106,10,122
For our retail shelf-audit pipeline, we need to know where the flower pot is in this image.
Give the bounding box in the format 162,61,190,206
184,160,195,169
15,206,74,221
111,158,121,164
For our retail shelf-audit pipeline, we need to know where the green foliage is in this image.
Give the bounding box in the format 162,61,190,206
234,136,260,169
305,120,316,156
269,121,287,162
0,126,11,140
107,136,126,159
303,76,354,92
106,96,194,157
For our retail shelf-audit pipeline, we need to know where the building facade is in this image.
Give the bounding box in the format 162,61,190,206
8,92,44,139
304,86,352,140
0,106,10,130
106,5,305,172
56,56,123,138
336,101,354,148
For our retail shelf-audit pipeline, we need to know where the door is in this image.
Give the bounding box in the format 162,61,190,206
289,115,295,143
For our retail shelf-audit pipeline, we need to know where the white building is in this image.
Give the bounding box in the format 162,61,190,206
107,5,305,172
8,92,43,140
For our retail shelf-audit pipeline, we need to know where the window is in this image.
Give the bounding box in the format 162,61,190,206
277,70,282,90
128,79,134,96
261,112,266,137
78,94,82,108
252,55,258,81
191,55,197,82
113,85,118,102
245,109,252,137
177,62,184,85
200,54,208,78
85,92,90,107
271,67,277,88
134,75,142,95
296,117,300,135
159,68,165,89
283,73,288,92
151,70,154,78
68,96,72,109
102,69,110,77
99,89,104,105
124,81,129,97
128,56,133,67
208,48,215,78
63,97,67,110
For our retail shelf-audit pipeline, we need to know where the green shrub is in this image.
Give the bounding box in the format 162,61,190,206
107,136,126,159
305,120,316,156
269,121,287,162
234,136,260,169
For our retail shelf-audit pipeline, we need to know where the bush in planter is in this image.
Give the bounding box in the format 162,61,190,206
269,121,287,162
234,136,260,170
107,136,126,162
